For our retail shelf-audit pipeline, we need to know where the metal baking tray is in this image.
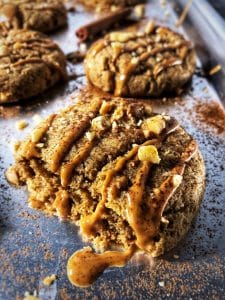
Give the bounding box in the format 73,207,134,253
0,0,225,299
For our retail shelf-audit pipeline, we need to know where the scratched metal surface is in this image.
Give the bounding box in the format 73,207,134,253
0,1,225,299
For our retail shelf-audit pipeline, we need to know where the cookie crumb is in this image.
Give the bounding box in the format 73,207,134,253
16,120,28,130
42,274,57,286
134,4,145,19
158,281,165,287
80,43,87,53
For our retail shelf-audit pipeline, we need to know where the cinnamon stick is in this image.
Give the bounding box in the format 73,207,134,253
75,7,132,42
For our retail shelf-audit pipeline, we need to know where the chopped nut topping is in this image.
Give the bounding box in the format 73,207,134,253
5,166,19,186
0,92,8,102
100,101,112,115
158,281,165,287
85,131,95,142
142,115,166,136
31,128,44,143
145,20,155,34
134,4,145,19
79,43,87,53
91,116,109,131
138,145,161,164
172,174,183,186
109,32,136,43
112,107,124,120
42,274,57,286
16,120,28,130
131,57,139,65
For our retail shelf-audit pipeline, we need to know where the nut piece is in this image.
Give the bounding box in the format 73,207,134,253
134,4,145,19
145,20,155,34
112,107,124,120
172,174,183,187
100,101,112,115
42,274,57,286
31,127,44,143
142,115,166,136
109,32,136,43
138,145,161,164
91,116,110,131
5,166,19,186
85,131,95,142
16,120,28,130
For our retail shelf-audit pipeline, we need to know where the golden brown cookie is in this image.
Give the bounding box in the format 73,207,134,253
6,91,205,258
85,25,196,98
0,0,67,33
0,28,67,103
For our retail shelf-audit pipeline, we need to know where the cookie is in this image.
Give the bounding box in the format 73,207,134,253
6,91,205,260
85,24,196,97
0,28,67,103
0,0,67,33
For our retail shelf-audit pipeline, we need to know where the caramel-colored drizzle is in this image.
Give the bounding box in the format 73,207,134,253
53,189,71,220
127,139,198,251
67,245,136,287
60,139,95,187
50,99,102,173
115,42,189,96
80,140,157,237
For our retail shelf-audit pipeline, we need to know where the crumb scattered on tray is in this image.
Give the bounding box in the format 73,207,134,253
42,274,57,286
16,120,28,130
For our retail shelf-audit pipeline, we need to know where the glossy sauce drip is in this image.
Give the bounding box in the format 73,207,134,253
80,144,140,236
60,139,95,187
127,139,198,251
50,99,102,173
67,245,136,287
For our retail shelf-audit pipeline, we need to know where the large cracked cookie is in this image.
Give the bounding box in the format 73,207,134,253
85,25,196,98
6,90,205,258
0,28,67,103
0,0,67,33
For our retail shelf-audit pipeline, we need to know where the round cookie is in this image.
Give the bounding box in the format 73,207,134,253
85,25,196,98
6,92,205,258
0,28,67,103
0,0,67,33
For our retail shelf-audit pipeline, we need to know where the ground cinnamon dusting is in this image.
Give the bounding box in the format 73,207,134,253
195,102,225,134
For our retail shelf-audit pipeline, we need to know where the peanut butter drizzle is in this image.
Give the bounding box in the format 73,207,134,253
80,140,157,237
53,189,71,220
60,139,95,187
20,114,55,160
127,139,198,251
67,245,136,287
50,99,102,173
115,42,189,96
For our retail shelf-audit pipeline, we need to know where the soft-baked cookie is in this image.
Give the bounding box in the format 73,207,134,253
6,90,205,263
0,0,67,33
85,24,196,97
0,28,67,103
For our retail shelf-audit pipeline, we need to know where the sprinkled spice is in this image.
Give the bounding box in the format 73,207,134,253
195,102,225,134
